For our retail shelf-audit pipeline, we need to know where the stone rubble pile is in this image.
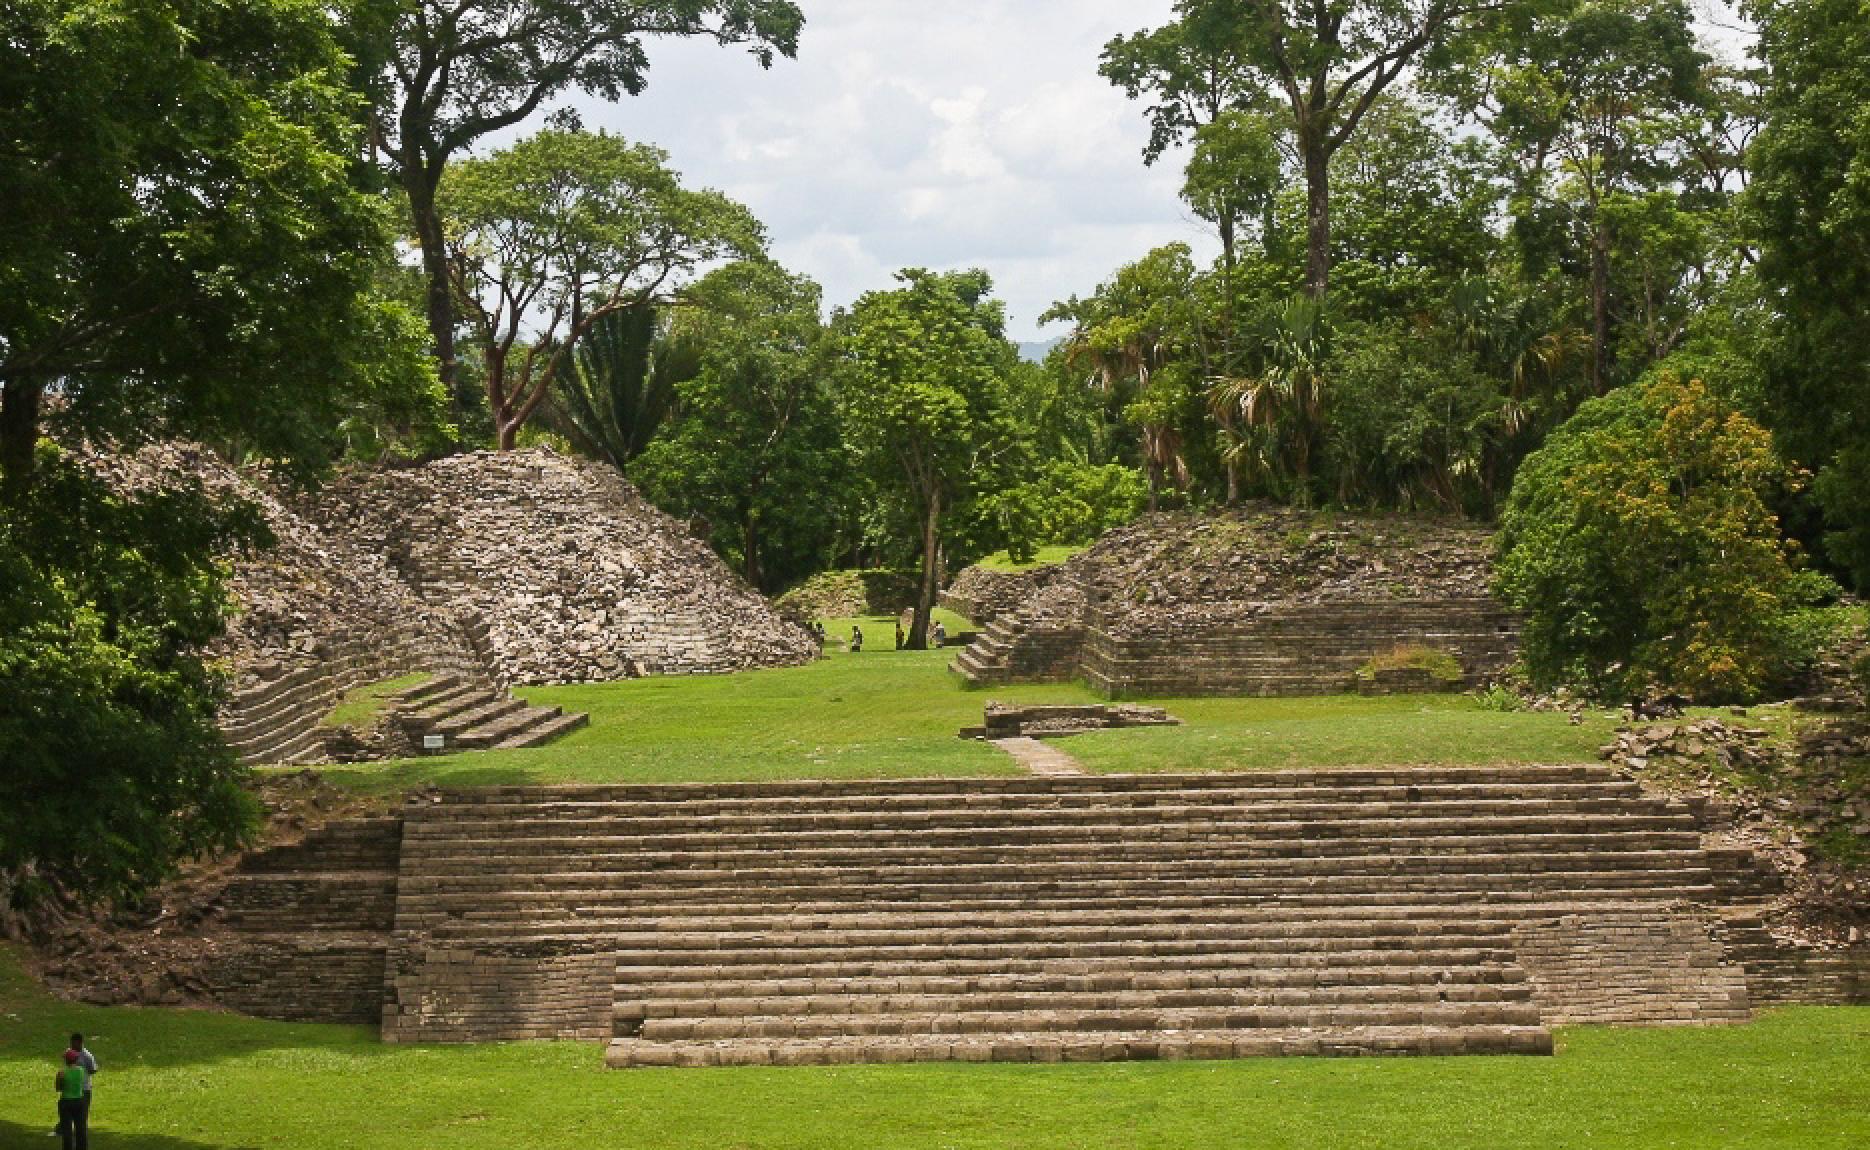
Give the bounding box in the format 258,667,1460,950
305,449,817,685
77,442,482,695
1597,718,1779,775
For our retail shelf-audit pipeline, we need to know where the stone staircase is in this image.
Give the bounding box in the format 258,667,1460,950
378,766,1756,1066
390,675,589,753
950,613,1083,686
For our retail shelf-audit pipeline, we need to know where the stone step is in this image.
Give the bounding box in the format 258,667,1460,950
397,684,499,726
428,696,530,737
494,709,590,750
399,817,1697,856
391,841,1711,883
634,999,1545,1042
614,960,1533,1007
399,797,1690,837
387,674,461,706
604,1023,1556,1067
622,983,1536,1029
417,892,1705,928
453,704,566,750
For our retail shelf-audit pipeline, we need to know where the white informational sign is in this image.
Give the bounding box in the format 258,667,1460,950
423,734,446,751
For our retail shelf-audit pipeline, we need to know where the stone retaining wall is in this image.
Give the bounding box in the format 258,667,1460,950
940,565,1061,626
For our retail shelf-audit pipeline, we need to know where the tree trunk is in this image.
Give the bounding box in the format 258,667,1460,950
907,486,940,650
0,377,43,508
742,508,763,591
1589,220,1612,395
405,167,460,406
1225,458,1240,505
1302,141,1331,301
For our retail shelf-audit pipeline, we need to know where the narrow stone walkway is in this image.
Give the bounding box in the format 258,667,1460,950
992,736,1087,777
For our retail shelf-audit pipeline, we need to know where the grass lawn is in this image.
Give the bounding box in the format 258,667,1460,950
318,672,432,729
304,623,1642,794
1,947,1864,1150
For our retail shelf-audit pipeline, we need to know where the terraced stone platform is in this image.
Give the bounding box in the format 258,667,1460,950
366,766,1761,1067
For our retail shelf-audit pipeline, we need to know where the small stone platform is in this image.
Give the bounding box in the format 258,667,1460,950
960,703,1180,741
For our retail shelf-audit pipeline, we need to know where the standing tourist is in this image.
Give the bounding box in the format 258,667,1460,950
54,1049,87,1150
849,624,864,652
68,1034,97,1128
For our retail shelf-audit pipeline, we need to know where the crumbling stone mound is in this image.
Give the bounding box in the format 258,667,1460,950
1056,504,1496,634
307,449,817,684
774,569,918,623
954,505,1515,697
940,563,1063,626
78,442,489,764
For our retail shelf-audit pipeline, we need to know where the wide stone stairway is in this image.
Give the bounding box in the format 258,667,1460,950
378,766,1754,1066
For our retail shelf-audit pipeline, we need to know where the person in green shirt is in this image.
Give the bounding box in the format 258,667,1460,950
54,1048,88,1150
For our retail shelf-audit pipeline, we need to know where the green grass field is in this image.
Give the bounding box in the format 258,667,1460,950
1,948,1864,1150
306,627,1629,793
975,544,1087,572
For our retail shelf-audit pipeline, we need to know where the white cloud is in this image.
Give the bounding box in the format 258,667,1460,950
566,0,1217,338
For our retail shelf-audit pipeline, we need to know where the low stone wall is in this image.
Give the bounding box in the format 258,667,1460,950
197,817,403,1024
1076,599,1519,698
1512,912,1751,1025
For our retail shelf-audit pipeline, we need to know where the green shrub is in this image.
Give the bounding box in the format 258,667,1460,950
1497,374,1830,702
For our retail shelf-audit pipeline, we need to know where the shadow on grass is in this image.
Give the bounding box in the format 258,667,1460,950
0,1117,256,1149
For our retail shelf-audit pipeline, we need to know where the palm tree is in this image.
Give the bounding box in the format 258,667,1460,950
1209,295,1330,504
549,305,697,469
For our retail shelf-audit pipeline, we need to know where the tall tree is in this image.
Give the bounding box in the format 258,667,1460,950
632,262,841,591
1442,0,1707,391
358,0,802,402
549,305,693,469
1745,0,1870,589
834,271,1024,648
0,0,433,502
439,130,763,449
1110,0,1506,300
0,0,430,905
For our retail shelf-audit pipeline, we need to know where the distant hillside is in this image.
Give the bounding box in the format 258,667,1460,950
1017,338,1063,364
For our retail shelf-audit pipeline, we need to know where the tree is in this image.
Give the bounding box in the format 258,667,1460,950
632,262,842,591
1446,0,1708,391
549,305,693,469
358,0,803,400
439,130,763,449
0,0,433,905
1109,0,1506,300
834,271,1025,648
1496,373,1820,701
1044,246,1207,510
1745,0,1870,590
1,448,264,908
0,0,436,502
1181,109,1286,277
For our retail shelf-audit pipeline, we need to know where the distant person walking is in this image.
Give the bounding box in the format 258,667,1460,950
68,1033,96,1126
932,621,948,648
849,624,864,653
54,1049,87,1150
894,622,905,650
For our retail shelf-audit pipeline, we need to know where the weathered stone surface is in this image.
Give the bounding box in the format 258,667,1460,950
951,506,1518,698
940,564,1063,626
305,449,817,686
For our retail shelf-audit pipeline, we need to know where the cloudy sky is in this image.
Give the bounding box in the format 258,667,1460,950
569,1,1209,342
569,1,1755,343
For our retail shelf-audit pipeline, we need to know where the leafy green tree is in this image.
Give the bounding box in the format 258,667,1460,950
1745,0,1870,590
1044,246,1208,509
439,130,764,449
833,270,1026,648
632,262,841,591
1445,0,1708,391
356,0,803,400
1497,373,1820,701
1109,0,1507,300
1182,109,1286,278
1,449,265,907
0,0,436,500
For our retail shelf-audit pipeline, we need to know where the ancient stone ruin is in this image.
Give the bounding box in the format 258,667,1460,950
89,444,813,764
306,449,817,686
72,765,1863,1064
960,702,1180,740
952,505,1518,697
